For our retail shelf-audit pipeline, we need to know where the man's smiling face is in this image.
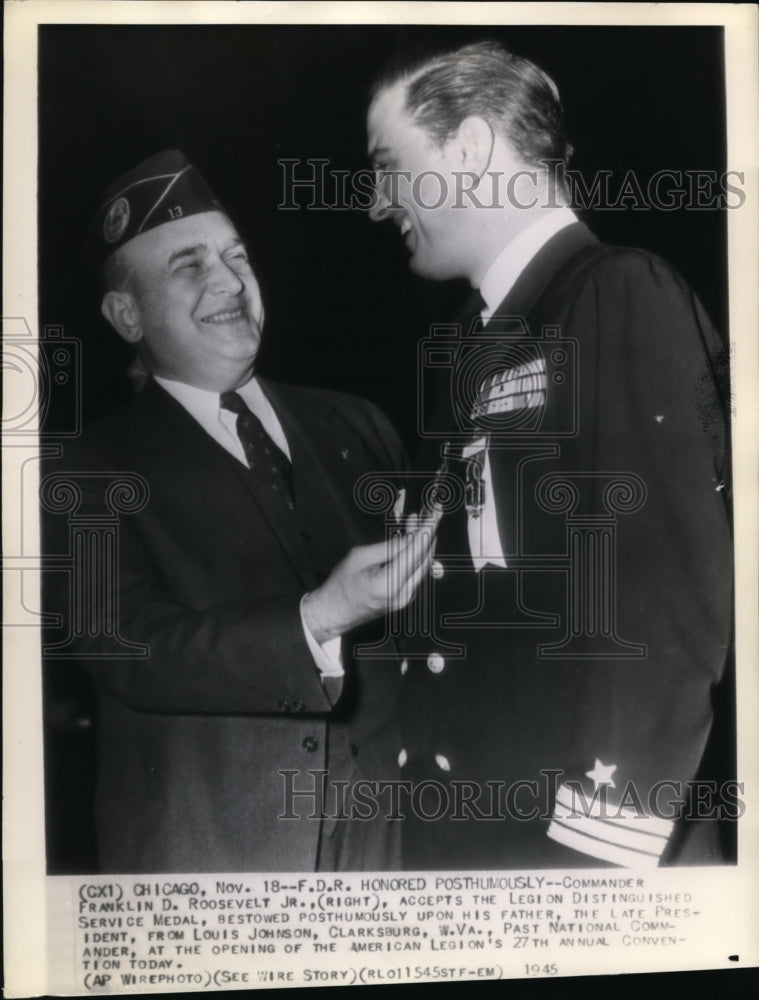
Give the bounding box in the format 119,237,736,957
118,211,264,388
367,84,465,281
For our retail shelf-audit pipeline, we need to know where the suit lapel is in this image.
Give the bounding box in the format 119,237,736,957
129,379,319,589
260,381,365,547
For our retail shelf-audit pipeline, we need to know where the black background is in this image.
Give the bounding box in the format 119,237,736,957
39,24,729,447
35,19,751,998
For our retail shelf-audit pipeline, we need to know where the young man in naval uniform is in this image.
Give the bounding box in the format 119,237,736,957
366,42,733,869
45,150,435,873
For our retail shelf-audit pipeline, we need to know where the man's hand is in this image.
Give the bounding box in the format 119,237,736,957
302,513,440,643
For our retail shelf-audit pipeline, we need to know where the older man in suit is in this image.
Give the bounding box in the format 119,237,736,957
367,42,733,869
48,150,433,874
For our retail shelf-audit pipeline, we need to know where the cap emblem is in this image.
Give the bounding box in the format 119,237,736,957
103,197,130,243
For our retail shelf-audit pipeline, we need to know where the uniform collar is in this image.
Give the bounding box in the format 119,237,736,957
479,207,577,321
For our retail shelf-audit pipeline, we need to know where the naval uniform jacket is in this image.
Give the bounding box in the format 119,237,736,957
47,377,405,873
400,222,733,870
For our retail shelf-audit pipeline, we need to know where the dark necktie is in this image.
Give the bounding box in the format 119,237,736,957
220,390,295,510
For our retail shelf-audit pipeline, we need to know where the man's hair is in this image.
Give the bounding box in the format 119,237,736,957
102,247,135,295
372,40,573,169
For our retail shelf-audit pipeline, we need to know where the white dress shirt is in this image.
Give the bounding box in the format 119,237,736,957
154,374,291,463
154,373,343,679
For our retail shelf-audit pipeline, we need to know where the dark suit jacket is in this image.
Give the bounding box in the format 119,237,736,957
401,222,733,870
47,377,405,873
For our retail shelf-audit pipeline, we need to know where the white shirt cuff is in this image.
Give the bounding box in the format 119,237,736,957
299,596,344,678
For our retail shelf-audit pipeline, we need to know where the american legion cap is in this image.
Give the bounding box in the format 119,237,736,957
85,150,224,269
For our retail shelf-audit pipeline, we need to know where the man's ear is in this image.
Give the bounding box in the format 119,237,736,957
454,115,495,179
101,291,143,344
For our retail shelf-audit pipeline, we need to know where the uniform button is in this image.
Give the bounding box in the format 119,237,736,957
435,754,451,772
302,736,319,753
431,559,444,580
398,749,408,767
349,743,360,757
278,700,291,712
292,700,305,712
400,659,408,676
427,652,445,674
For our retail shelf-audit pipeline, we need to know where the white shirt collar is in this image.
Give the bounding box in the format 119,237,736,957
153,373,291,462
479,207,577,321
153,374,224,427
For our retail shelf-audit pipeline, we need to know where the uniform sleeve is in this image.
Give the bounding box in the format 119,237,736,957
545,251,733,867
